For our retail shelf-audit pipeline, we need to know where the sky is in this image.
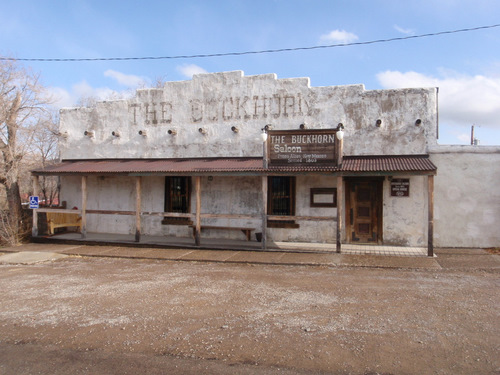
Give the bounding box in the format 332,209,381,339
1,0,500,145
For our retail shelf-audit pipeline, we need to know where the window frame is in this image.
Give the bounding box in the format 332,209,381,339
162,176,192,225
267,176,299,228
310,188,337,208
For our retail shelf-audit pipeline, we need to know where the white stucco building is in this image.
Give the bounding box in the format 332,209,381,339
32,71,500,254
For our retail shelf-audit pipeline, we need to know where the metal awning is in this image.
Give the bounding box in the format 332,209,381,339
32,155,437,176
32,157,264,176
339,154,437,176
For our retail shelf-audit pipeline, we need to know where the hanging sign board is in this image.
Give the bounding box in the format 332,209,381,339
267,129,337,167
391,179,410,197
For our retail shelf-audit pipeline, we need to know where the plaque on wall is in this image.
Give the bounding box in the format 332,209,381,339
391,178,410,197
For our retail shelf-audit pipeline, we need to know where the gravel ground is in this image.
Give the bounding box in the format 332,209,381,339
0,251,498,374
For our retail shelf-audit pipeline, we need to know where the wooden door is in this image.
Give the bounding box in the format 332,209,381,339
346,179,382,243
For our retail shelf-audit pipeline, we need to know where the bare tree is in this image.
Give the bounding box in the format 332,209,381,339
0,59,51,242
151,75,168,88
29,111,60,206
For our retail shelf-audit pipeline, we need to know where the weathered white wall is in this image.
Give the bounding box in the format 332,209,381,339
59,71,437,160
59,176,81,210
60,176,137,234
382,176,428,246
191,176,262,240
268,175,338,243
63,71,500,248
59,174,340,242
430,146,500,248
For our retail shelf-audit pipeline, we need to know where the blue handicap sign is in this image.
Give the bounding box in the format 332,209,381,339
29,196,39,209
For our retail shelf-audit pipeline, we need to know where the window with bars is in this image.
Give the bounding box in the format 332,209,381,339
267,175,299,225
268,176,295,215
162,176,192,225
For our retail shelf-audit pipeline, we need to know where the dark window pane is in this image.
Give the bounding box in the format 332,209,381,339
165,177,190,213
268,176,294,216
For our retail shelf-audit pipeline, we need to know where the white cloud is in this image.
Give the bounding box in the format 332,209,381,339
48,80,127,109
376,70,500,130
457,133,471,143
177,64,208,78
72,81,117,100
319,29,358,44
394,25,415,35
104,70,147,87
47,86,74,108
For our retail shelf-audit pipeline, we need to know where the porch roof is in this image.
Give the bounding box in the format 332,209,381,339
32,155,437,176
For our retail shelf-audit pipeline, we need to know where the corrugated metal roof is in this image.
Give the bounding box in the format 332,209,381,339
32,155,436,176
340,155,436,173
32,158,264,175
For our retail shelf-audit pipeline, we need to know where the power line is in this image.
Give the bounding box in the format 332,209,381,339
2,23,499,62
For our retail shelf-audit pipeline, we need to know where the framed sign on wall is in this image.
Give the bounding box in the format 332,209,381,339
310,188,337,207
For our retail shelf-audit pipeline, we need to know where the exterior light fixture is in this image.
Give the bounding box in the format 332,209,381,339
84,130,94,137
336,123,344,140
112,131,120,137
168,129,177,135
198,128,207,134
231,126,239,133
260,128,268,142
299,123,307,129
138,130,147,136
415,119,422,126
376,119,382,127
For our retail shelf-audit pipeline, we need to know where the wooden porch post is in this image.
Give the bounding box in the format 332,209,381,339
135,176,142,242
31,176,40,237
427,175,434,257
81,176,87,239
336,175,343,253
261,175,268,250
337,137,344,166
195,176,201,246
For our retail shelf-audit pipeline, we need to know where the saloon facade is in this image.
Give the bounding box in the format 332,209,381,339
31,71,500,254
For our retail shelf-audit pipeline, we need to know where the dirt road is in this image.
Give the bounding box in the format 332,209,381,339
0,251,498,374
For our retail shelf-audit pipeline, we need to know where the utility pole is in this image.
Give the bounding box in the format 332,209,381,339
471,125,479,145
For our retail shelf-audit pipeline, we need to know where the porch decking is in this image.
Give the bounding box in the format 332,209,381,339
36,232,430,257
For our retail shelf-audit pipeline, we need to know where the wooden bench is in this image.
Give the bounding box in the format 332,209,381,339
189,225,255,241
46,212,82,235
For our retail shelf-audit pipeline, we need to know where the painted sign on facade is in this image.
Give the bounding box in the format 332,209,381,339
267,129,337,166
128,93,316,126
